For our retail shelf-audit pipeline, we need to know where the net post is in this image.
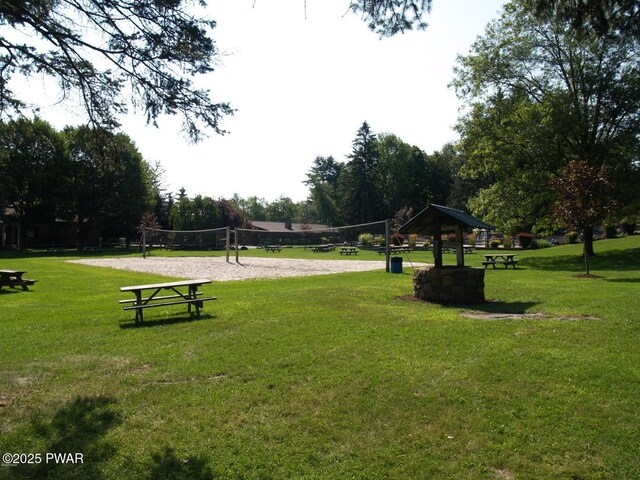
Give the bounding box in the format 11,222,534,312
225,226,230,263
385,219,391,272
235,228,239,263
143,227,146,259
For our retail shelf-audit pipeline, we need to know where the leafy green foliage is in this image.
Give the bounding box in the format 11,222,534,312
0,117,68,245
349,0,432,37
453,0,640,235
0,0,233,141
62,125,155,241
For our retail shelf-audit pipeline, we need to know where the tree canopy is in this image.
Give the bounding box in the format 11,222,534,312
0,1,434,141
349,0,432,37
0,0,233,142
452,0,640,239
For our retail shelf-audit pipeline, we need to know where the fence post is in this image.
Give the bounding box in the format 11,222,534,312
385,219,391,273
235,228,239,263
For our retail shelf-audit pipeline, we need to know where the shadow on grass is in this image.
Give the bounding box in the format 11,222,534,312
119,313,216,329
146,446,215,480
522,247,640,272
444,301,541,315
10,397,216,479
0,288,22,295
397,295,541,315
605,277,640,283
13,396,121,479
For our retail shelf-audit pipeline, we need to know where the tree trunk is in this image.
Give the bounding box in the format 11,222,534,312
582,226,595,257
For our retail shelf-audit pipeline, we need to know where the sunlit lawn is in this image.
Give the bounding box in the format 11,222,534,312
0,236,639,479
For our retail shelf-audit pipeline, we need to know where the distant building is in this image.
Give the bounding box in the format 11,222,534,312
241,221,332,246
0,206,100,250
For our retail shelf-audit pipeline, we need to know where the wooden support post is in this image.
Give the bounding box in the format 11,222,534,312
235,228,239,263
225,226,230,263
385,219,391,273
456,225,464,267
434,219,443,269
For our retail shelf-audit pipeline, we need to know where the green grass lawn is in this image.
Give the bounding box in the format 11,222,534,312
1,237,639,479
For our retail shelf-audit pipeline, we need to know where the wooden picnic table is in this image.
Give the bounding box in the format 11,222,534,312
264,245,281,252
0,270,37,291
120,278,216,323
482,253,518,269
442,244,475,254
340,246,358,255
377,246,413,255
312,244,335,253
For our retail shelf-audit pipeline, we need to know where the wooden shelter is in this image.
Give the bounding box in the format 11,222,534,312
399,204,493,268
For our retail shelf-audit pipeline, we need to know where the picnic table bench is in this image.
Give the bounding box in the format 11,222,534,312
482,254,518,269
0,270,37,291
264,245,281,253
377,246,413,254
340,246,358,255
312,244,335,253
120,278,216,323
441,243,475,254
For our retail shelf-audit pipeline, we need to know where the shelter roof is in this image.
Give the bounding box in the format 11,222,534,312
399,204,493,235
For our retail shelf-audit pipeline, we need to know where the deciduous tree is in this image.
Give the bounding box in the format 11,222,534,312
0,117,68,248
453,0,640,248
552,159,615,274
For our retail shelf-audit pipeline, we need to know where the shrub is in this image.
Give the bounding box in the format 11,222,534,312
374,235,386,246
490,239,501,249
530,239,551,249
503,235,512,249
408,234,418,247
604,225,617,239
358,233,374,246
466,233,476,245
620,216,637,235
517,232,535,249
565,231,578,244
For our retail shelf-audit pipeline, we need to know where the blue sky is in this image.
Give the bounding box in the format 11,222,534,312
33,0,507,202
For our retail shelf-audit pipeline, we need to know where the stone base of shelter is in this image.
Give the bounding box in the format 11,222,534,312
413,266,485,304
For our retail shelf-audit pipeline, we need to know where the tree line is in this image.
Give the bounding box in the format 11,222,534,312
2,0,638,254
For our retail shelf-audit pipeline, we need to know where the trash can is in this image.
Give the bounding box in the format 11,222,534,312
390,256,403,274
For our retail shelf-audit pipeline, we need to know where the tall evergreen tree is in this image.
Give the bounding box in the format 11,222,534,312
338,122,383,224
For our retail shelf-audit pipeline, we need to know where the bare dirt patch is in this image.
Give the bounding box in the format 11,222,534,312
459,311,599,321
70,256,416,282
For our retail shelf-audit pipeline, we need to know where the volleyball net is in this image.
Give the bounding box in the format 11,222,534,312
142,219,393,270
234,219,389,259
142,226,230,258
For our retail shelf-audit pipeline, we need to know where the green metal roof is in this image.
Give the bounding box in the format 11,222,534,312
398,204,494,235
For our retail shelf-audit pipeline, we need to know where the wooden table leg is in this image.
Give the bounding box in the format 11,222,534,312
135,291,143,323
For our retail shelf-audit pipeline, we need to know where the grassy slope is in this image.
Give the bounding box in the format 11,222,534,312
0,237,639,479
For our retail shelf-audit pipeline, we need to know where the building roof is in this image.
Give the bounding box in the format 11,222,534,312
399,204,493,235
249,221,332,233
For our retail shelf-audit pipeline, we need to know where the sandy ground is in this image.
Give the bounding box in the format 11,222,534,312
70,256,424,281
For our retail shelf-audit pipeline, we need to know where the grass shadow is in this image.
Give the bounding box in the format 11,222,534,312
523,247,640,272
397,295,541,315
0,288,23,295
12,396,121,479
146,446,215,480
442,300,542,315
119,313,216,329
